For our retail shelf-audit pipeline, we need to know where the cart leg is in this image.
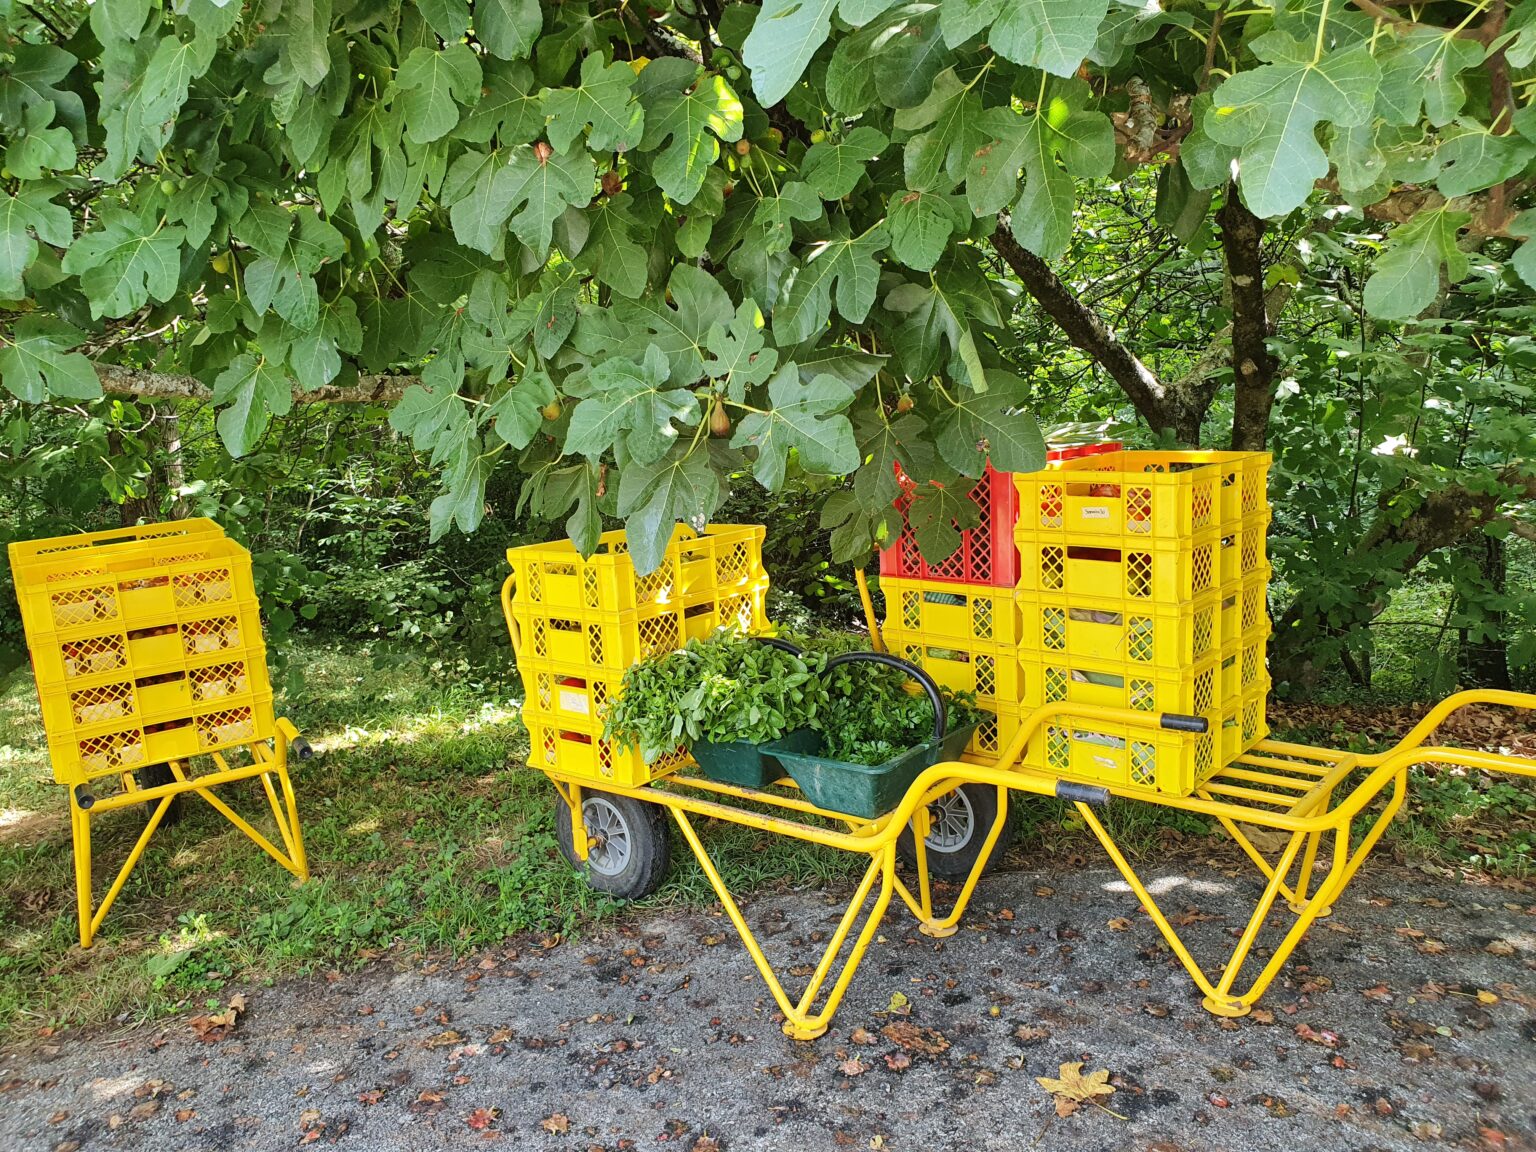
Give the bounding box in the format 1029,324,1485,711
898,784,1009,937
670,809,895,1041
90,792,178,946
71,799,93,950
1288,785,1336,915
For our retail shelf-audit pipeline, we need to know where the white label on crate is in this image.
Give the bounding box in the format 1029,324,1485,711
558,689,590,715
1093,754,1117,770
1081,506,1111,519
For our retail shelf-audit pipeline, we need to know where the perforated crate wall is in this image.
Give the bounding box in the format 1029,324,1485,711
1024,719,1217,796
507,524,766,615
1020,652,1220,718
47,694,274,783
1018,537,1225,603
879,577,1020,648
882,632,1025,706
1016,591,1221,668
879,465,1020,587
517,662,627,728
523,715,685,789
1014,450,1270,543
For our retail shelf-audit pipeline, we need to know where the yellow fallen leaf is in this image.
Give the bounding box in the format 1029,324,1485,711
1036,1062,1116,1117
886,991,909,1013
1477,990,1499,1005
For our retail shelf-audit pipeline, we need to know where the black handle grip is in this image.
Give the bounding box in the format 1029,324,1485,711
1159,712,1209,734
1055,780,1110,806
753,636,804,656
823,650,946,743
74,787,95,810
292,737,314,761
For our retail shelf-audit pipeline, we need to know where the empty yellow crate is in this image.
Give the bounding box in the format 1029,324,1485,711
522,710,685,789
1015,451,1269,542
1025,717,1218,796
880,577,1021,647
1016,590,1221,667
1018,536,1226,602
507,524,766,614
880,631,1025,707
510,582,767,675
46,693,275,784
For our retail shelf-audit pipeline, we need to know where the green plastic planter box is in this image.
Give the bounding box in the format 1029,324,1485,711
692,727,818,789
764,721,981,820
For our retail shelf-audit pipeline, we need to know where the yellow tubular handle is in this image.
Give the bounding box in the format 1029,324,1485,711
1360,688,1536,768
500,574,522,660
855,568,884,653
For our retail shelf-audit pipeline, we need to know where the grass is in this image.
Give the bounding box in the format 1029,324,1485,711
1,637,1531,1038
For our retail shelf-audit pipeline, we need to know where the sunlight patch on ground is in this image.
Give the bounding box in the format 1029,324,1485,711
1102,874,1232,896
0,808,37,830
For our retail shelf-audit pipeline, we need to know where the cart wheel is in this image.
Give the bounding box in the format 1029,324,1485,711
136,763,185,826
897,783,1013,879
555,790,670,900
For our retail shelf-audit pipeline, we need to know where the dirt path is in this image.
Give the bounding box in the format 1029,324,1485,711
3,862,1532,1152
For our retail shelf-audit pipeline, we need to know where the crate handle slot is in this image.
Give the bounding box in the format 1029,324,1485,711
1066,546,1122,563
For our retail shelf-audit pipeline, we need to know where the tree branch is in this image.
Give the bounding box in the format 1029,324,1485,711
989,225,1177,437
95,365,416,406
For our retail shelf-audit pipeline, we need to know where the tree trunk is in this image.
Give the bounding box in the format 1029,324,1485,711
1459,534,1512,689
1217,187,1278,451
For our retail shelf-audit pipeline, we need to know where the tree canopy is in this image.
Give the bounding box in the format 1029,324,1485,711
2,0,1534,677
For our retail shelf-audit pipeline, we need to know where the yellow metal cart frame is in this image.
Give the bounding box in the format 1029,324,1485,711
503,577,1536,1039
66,720,312,949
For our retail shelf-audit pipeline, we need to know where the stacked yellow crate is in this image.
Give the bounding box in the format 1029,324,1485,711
1011,451,1272,794
506,525,770,787
9,519,274,784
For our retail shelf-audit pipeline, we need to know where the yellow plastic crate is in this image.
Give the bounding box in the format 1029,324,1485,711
522,710,685,789
510,582,767,675
1016,590,1221,667
1017,536,1226,602
13,535,257,640
1021,651,1220,718
1014,451,1269,542
507,524,766,614
879,577,1021,647
7,518,225,571
29,600,267,689
46,693,275,784
518,660,626,728
1024,716,1218,796
962,700,1028,764
881,631,1025,707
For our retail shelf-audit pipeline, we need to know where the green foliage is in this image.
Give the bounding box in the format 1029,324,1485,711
810,647,984,766
603,631,830,762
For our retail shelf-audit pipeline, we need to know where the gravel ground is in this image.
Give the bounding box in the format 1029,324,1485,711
3,861,1533,1152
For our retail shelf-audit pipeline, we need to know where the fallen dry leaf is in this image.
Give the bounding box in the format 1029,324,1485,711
1485,940,1515,957
466,1107,499,1131
425,1030,464,1048
1036,1062,1116,1118
885,991,910,1015
541,1113,571,1135
692,1137,721,1152
849,1026,877,1046
1295,1023,1342,1049
838,1058,867,1076
880,1020,950,1056
1107,917,1132,932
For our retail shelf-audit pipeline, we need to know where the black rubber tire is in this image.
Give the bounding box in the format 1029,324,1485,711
554,789,670,900
136,763,185,825
897,783,1014,879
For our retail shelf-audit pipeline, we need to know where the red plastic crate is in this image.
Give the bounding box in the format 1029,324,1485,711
879,444,1122,588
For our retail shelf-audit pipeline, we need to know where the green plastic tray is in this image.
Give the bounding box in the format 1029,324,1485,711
764,721,981,820
692,727,818,789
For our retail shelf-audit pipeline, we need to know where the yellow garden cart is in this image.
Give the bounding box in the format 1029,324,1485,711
501,532,1536,1039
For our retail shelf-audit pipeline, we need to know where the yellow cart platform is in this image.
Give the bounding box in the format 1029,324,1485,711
502,569,1536,1039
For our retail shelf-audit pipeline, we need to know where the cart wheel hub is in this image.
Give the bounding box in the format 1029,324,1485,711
924,789,976,853
581,797,632,877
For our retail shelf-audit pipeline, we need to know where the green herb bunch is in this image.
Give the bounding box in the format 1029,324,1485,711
603,631,829,764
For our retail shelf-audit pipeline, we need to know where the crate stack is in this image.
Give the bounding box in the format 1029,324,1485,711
507,525,770,788
8,520,273,785
879,450,1273,797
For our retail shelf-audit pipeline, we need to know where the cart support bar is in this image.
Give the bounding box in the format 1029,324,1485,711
1055,780,1110,806
1160,712,1209,733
